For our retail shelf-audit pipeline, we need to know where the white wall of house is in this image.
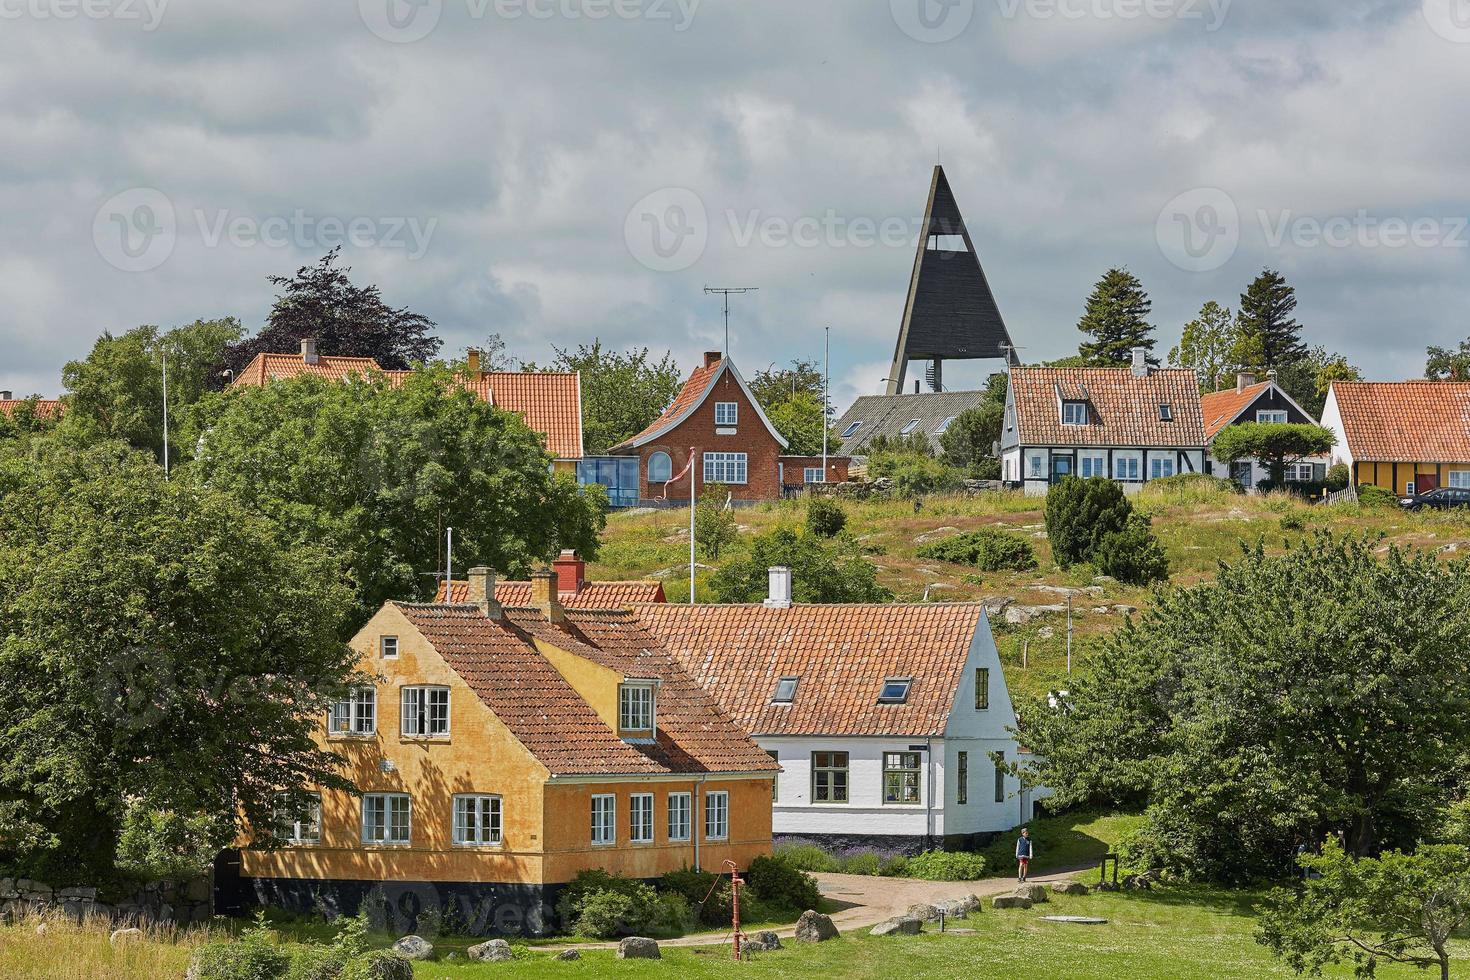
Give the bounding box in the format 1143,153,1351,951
1008,446,1206,496
1319,388,1353,468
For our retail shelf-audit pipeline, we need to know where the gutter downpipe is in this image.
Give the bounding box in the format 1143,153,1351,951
926,736,935,850
694,774,707,871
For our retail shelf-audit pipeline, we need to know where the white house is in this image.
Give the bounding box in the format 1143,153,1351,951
635,571,1042,852
1000,350,1208,495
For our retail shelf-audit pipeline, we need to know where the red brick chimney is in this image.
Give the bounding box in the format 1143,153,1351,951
553,550,585,596
703,351,722,368
530,568,565,624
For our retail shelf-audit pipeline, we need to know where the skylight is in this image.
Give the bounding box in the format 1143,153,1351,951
1158,403,1173,422
935,416,957,434
841,421,863,438
772,677,799,703
877,677,912,704
899,419,922,435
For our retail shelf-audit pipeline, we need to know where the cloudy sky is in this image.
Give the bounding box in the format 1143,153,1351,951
4,0,1469,407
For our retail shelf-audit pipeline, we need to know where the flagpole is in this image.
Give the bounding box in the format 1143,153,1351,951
689,446,697,605
822,326,830,479
162,349,170,480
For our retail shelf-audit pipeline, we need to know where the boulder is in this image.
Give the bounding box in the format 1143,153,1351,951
1122,874,1153,891
793,909,839,943
746,931,782,951
109,927,143,945
1052,881,1090,896
467,939,515,963
870,917,922,937
617,936,661,960
939,894,981,917
905,903,942,923
554,949,582,961
391,935,434,960
1015,884,1048,903
991,895,1032,910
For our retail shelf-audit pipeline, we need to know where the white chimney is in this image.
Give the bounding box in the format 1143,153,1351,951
0,391,11,400
1236,370,1257,393
301,337,319,365
763,566,793,609
1130,348,1149,378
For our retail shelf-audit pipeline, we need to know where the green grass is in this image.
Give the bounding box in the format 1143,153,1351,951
977,810,1146,877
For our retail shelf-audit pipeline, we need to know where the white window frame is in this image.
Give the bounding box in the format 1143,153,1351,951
362,793,411,845
899,418,922,436
1114,454,1142,482
1257,410,1288,424
703,452,748,485
591,794,616,846
400,685,450,737
379,635,399,659
274,792,322,845
1449,471,1470,489
629,793,655,844
1149,456,1176,480
647,451,673,484
840,421,863,438
1283,462,1315,483
329,687,376,736
618,683,655,734
704,790,729,841
1061,401,1088,426
1078,451,1107,479
715,402,739,426
1027,452,1046,479
452,794,503,846
667,792,692,842
803,467,825,484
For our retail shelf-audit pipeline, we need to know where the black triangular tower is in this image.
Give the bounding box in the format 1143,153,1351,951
886,166,1016,394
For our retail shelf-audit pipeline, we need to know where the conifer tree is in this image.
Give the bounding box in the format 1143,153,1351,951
1077,268,1156,366
1237,269,1307,369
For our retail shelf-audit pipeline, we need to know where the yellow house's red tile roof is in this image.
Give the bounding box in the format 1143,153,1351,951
612,358,722,450
1199,381,1269,440
633,603,987,737
0,399,63,420
1010,366,1207,448
1329,381,1470,462
234,352,383,386
393,602,775,777
435,579,666,606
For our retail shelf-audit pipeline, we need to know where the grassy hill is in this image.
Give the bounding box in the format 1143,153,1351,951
589,481,1470,703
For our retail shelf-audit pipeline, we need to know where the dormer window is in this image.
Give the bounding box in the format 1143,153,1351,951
772,676,799,703
878,677,913,704
841,421,863,438
1061,401,1088,426
618,682,656,738
1158,403,1173,422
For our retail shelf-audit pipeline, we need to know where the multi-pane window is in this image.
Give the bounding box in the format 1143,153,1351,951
1451,471,1470,489
812,751,849,803
329,687,376,736
804,467,825,483
380,635,399,658
715,402,739,426
1257,410,1288,424
667,792,692,841
957,752,969,805
1149,457,1176,480
453,795,502,846
768,749,781,802
975,667,990,710
1115,456,1141,481
362,793,411,845
883,752,922,805
1028,453,1045,478
629,794,654,843
1061,401,1088,425
591,794,616,845
274,792,321,845
703,452,748,484
401,686,450,737
619,684,654,733
705,791,729,840
1079,452,1107,478
994,751,1006,804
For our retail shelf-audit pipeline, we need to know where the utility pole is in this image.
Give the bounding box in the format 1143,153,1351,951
444,527,453,602
703,286,758,357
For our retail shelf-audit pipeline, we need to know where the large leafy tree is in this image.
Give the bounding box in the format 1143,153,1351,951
1211,421,1335,485
1023,534,1470,881
60,318,244,461
1426,340,1470,381
748,360,834,456
0,398,59,442
1076,268,1156,366
1238,269,1307,370
1170,301,1242,393
939,373,1008,478
0,440,357,882
184,368,606,618
1274,346,1363,419
218,248,440,383
710,526,892,604
749,359,823,406
524,342,682,456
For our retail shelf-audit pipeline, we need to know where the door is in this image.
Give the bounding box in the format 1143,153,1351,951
1417,472,1438,492
1050,455,1074,484
1230,461,1253,489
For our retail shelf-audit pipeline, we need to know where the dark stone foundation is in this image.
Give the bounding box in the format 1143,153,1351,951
241,875,561,937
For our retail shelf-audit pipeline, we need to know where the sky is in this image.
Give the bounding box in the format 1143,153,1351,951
3,0,1470,410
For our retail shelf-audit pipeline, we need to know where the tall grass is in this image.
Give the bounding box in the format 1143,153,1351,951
0,908,218,980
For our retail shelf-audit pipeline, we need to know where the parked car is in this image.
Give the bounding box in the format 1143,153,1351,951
1399,487,1470,511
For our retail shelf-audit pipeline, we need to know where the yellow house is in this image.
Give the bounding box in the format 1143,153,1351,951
1321,381,1470,494
239,567,776,935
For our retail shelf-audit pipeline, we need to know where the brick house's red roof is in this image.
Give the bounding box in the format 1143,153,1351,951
0,399,63,420
1328,381,1470,462
1010,366,1207,448
393,602,776,777
610,355,787,452
1199,381,1270,440
435,579,666,606
633,603,988,737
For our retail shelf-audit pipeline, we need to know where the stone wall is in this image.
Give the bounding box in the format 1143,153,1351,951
0,873,213,925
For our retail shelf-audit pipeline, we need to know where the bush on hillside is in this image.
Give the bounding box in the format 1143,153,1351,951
1093,513,1169,586
189,917,292,980
1045,477,1132,567
905,850,988,881
556,869,664,937
869,453,963,497
916,528,1037,571
804,497,847,538
745,854,822,912
1357,484,1398,508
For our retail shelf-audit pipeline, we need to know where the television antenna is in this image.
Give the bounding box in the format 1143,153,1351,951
704,286,758,357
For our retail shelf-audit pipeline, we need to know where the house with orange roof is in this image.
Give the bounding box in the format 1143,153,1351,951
1200,370,1327,490
634,569,1044,852
234,565,774,935
1000,349,1208,494
434,550,665,606
0,392,63,424
1321,380,1470,495
230,340,584,472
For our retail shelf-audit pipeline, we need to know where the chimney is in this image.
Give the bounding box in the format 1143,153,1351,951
466,566,502,620
1130,347,1150,378
1236,370,1257,393
0,391,10,401
703,351,722,369
763,566,793,609
553,549,586,596
301,337,319,365
531,568,565,623
466,349,481,375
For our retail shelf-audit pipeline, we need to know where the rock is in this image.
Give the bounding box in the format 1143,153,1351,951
793,909,839,942
110,927,143,945
57,887,98,900
392,935,434,960
870,917,923,936
1028,584,1103,597
1040,915,1109,925
1051,881,1090,896
939,894,981,917
905,903,942,923
34,922,47,937
982,596,1013,615
555,949,582,961
617,936,661,960
1005,603,1067,624
1095,881,1120,892
1015,884,1049,903
914,526,961,543
184,878,212,903
467,939,515,962
1122,874,1153,891
992,895,1032,909
1111,604,1138,616
746,931,782,951
1038,627,1054,639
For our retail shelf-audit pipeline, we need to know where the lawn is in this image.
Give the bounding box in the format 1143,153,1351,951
977,809,1147,877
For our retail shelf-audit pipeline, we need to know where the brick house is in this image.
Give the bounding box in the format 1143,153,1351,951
600,352,848,505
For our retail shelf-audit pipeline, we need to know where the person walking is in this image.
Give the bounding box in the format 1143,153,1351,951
1016,827,1033,883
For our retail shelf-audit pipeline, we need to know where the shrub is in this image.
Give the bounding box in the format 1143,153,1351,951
1326,462,1350,492
879,853,911,877
659,866,730,927
116,804,230,881
189,917,292,980
746,855,822,912
839,850,882,876
905,850,988,881
1093,512,1169,586
557,869,663,937
694,483,738,558
772,841,838,873
1045,477,1132,567
805,497,847,538
1279,512,1306,531
1357,484,1399,508
341,950,414,980
916,528,1037,571
869,453,963,496
285,947,347,980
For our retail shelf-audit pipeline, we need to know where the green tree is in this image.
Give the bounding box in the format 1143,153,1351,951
1238,269,1307,370
1044,477,1132,568
1273,346,1362,419
525,342,682,456
1076,268,1156,366
694,483,738,558
1024,534,1470,881
60,318,245,461
1211,422,1335,486
749,359,823,406
0,440,357,882
1259,838,1470,980
710,527,892,604
1169,301,1242,393
184,369,605,618
766,391,832,456
1426,340,1470,382
0,397,59,442
939,403,1004,478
